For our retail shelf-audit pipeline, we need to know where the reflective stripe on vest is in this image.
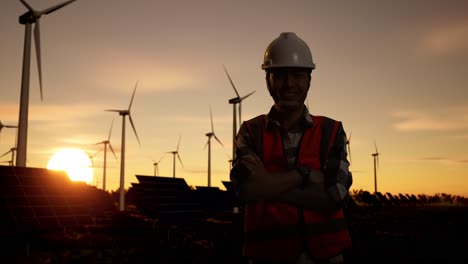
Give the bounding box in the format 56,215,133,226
243,115,352,261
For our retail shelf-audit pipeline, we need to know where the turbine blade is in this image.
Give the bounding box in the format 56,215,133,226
177,153,184,168
203,140,208,150
34,20,43,101
0,150,11,159
240,91,255,101
108,143,117,160
108,118,114,140
214,134,224,147
176,135,181,151
105,109,122,113
41,0,76,15
20,0,34,12
348,131,352,141
128,81,138,110
374,140,378,153
210,106,214,133
223,65,240,97
128,115,141,146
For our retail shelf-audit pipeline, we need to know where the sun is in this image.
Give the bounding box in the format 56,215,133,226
47,148,94,184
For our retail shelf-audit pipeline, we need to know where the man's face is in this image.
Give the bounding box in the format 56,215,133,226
267,67,311,112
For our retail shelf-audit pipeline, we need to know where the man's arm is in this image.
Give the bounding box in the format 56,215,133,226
231,121,353,213
273,124,353,213
230,122,302,201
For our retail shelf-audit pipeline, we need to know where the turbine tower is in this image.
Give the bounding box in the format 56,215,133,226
152,155,165,176
346,132,352,164
167,135,183,178
225,153,233,171
372,141,380,194
16,0,77,167
105,81,141,211
223,65,255,160
204,106,224,187
0,121,18,145
95,118,117,191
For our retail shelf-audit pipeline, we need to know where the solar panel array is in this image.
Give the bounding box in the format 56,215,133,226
128,175,203,222
0,165,106,234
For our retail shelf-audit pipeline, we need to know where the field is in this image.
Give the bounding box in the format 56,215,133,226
4,204,468,264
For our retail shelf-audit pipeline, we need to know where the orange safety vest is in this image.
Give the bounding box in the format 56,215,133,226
242,114,352,262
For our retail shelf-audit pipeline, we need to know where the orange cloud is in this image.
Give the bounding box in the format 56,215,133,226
392,105,468,131
420,19,468,56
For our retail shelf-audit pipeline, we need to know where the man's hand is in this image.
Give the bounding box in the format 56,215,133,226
235,153,303,200
238,153,271,187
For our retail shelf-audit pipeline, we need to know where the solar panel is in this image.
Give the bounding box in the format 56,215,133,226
222,181,233,192
128,175,203,222
0,165,112,234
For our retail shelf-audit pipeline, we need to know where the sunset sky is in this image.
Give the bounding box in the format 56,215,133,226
1,0,467,197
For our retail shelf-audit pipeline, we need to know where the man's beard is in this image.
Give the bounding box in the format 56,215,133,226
274,95,305,112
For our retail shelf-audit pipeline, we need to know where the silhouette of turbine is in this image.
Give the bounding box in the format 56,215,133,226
106,81,141,211
204,106,224,187
95,118,117,191
152,155,165,176
372,141,380,194
346,132,352,164
167,135,183,178
0,121,18,145
15,0,77,167
223,65,255,160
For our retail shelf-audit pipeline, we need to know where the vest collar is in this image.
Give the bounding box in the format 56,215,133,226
265,105,314,131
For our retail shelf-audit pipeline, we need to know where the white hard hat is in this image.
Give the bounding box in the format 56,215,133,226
261,32,316,70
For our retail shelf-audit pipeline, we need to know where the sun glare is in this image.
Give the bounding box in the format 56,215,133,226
47,148,93,184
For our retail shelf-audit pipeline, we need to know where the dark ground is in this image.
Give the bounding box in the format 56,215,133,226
3,205,468,264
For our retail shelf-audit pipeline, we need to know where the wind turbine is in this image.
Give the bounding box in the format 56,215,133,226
371,141,380,194
167,135,183,178
0,121,18,145
1,147,17,167
204,106,224,187
95,118,117,191
105,81,141,211
223,65,255,159
15,0,77,167
225,153,233,171
152,155,165,176
346,132,352,164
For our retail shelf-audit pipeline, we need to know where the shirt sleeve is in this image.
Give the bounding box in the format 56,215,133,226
230,122,255,197
324,123,353,206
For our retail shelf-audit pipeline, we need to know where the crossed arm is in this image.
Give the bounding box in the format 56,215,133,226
230,123,352,214
230,153,339,213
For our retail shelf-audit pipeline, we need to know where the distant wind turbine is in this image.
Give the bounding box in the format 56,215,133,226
1,147,17,167
15,0,77,167
0,121,18,145
95,118,117,191
223,65,255,159
204,106,224,187
346,132,352,164
86,149,101,169
167,135,183,178
106,81,141,211
225,152,233,171
372,141,380,194
152,155,165,176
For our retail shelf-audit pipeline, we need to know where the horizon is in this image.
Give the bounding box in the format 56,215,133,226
1,0,467,197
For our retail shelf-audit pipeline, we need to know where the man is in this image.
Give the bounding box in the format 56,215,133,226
230,32,353,264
